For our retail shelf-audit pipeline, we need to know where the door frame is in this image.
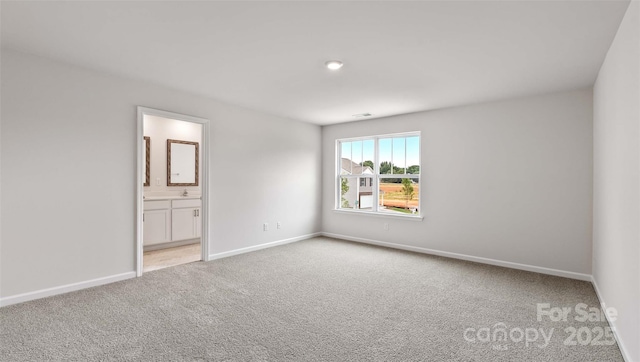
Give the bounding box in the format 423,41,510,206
136,106,211,277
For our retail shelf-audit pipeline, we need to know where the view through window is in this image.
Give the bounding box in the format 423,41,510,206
338,133,420,216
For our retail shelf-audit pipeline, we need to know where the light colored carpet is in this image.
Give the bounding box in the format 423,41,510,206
0,237,623,361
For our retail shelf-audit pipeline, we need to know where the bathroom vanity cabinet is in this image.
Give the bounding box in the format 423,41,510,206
143,197,202,246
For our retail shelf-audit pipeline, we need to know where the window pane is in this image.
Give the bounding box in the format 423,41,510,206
392,138,406,174
357,176,374,210
351,141,363,174
406,136,420,174
340,176,374,210
379,138,392,174
340,142,352,174
339,177,357,209
338,133,420,217
378,177,419,215
362,139,375,174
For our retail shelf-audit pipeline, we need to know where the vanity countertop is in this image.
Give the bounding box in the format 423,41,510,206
144,195,202,201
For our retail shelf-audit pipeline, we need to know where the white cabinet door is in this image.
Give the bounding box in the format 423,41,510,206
143,209,171,245
172,208,201,241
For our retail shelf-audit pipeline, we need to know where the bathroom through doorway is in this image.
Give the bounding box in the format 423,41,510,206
136,107,210,276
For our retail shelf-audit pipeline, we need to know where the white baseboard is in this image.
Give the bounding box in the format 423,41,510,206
591,276,632,362
0,271,136,307
0,232,594,311
208,233,321,261
322,232,592,281
1,233,319,308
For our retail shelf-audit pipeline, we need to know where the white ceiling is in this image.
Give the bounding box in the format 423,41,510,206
1,1,630,125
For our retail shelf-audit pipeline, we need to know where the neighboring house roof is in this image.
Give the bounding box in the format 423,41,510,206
341,158,374,175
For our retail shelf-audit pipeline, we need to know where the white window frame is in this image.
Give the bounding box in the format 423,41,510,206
336,132,422,219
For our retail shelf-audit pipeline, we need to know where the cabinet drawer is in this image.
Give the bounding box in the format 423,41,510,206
172,199,202,209
144,200,171,211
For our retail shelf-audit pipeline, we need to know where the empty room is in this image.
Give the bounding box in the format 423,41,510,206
1,1,638,361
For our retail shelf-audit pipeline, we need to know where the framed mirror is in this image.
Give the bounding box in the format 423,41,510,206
143,136,150,186
167,139,199,186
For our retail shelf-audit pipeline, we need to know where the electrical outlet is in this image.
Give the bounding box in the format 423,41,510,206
156,178,161,186
384,223,389,231
277,222,281,229
263,223,269,231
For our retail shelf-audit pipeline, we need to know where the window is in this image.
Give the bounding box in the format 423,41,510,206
359,178,368,187
337,132,420,216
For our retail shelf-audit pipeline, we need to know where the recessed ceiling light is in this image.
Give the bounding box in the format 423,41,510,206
353,113,372,118
325,60,343,70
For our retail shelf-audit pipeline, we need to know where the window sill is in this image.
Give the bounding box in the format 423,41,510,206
332,209,424,221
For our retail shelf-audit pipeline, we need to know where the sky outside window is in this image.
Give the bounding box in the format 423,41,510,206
363,140,374,168
392,138,406,172
406,136,420,172
352,141,363,172
341,141,352,173
344,136,419,174
379,138,392,174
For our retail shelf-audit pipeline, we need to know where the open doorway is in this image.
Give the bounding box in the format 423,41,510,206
136,107,209,276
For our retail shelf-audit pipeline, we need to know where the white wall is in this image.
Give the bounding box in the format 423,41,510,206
322,89,594,277
143,115,202,196
0,50,322,300
593,2,640,361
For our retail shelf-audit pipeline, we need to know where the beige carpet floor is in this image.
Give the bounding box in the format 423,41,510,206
0,237,623,361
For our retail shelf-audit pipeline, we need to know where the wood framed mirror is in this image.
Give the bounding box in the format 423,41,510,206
143,136,150,186
167,139,199,186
